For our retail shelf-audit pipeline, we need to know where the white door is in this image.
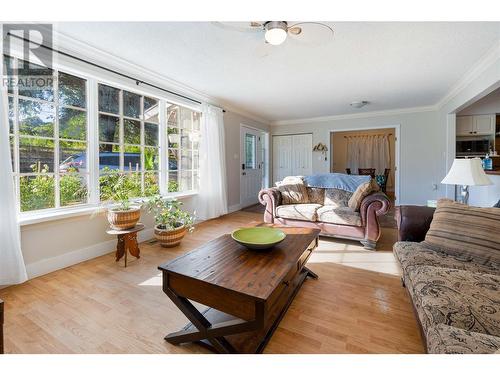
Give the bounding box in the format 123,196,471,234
456,116,473,136
240,126,263,207
292,134,313,176
273,135,292,183
473,115,495,135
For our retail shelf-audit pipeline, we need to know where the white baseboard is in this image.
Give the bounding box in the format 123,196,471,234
25,228,154,280
227,204,243,213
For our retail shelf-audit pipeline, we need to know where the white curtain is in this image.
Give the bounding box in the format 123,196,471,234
347,135,390,175
0,53,28,285
195,104,228,220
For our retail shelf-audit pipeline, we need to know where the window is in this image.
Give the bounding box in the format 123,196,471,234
245,133,256,169
167,104,200,193
6,56,89,212
98,84,160,201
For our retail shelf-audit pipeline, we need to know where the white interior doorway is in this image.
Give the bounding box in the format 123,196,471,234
240,125,269,208
330,125,401,205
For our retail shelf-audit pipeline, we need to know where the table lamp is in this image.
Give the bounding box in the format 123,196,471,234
441,158,492,204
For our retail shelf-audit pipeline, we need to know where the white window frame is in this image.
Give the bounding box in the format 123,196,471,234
2,53,201,225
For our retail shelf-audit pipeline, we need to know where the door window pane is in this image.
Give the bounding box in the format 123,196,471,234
98,84,119,114
58,72,86,108
19,137,54,173
59,107,86,140
99,114,119,143
245,133,256,169
19,99,54,137
123,91,141,118
124,119,141,145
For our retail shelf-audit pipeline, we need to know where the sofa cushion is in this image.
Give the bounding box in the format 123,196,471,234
275,204,321,222
407,266,500,337
277,176,310,205
427,324,500,354
393,242,500,276
323,188,352,207
348,179,380,212
306,187,325,205
423,199,500,268
316,205,362,226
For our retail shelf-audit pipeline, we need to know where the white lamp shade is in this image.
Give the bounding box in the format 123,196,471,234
441,158,492,186
265,28,287,45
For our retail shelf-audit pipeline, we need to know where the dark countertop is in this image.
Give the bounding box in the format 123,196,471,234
485,169,500,175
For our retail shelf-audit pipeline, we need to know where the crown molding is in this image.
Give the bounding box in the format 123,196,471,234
270,105,437,126
47,27,270,125
436,39,500,110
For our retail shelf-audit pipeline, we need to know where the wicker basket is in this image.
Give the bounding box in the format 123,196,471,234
154,224,187,247
107,206,141,230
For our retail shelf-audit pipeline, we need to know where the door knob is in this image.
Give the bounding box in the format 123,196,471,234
242,172,246,176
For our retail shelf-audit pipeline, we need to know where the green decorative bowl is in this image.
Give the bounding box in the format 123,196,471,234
231,227,286,250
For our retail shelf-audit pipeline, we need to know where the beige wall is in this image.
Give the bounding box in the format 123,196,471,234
330,128,396,191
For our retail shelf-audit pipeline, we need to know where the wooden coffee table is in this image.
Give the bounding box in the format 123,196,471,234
158,225,320,354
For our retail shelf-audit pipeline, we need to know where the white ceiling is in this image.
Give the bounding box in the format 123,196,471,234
54,22,500,122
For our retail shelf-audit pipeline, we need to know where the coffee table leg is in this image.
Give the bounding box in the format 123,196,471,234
304,266,318,279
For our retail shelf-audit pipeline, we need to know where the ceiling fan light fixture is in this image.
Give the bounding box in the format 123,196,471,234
350,101,369,109
264,21,288,45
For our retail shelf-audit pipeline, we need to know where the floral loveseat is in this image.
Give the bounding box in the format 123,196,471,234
394,200,500,354
258,175,390,249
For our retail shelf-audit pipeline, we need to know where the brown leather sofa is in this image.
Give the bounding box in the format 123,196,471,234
395,205,435,242
258,187,390,249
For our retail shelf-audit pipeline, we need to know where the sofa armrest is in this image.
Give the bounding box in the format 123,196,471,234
395,205,435,242
258,188,282,223
360,192,391,217
359,192,391,248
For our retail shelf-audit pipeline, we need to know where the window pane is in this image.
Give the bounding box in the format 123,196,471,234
144,122,158,146
167,104,178,127
98,84,119,114
17,59,54,101
124,119,141,145
180,107,192,130
58,72,86,108
59,141,87,173
181,150,192,170
10,136,15,171
124,145,141,171
245,133,256,169
168,127,179,148
180,129,192,149
20,175,55,211
99,114,119,143
144,97,158,123
8,96,14,134
168,172,179,192
180,170,192,191
19,137,54,173
60,173,88,206
144,147,159,171
193,151,199,170
168,149,178,171
191,131,200,149
59,107,86,140
193,171,199,191
19,99,54,137
144,172,160,197
123,91,141,118
99,144,120,170
193,112,201,131
4,55,14,94
125,173,142,198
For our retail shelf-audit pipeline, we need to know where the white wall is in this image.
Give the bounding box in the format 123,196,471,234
271,110,443,205
223,111,271,210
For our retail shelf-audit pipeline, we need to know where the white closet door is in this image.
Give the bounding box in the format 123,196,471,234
292,134,312,176
272,136,292,184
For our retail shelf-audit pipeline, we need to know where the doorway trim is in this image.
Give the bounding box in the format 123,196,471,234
329,124,401,206
239,123,270,209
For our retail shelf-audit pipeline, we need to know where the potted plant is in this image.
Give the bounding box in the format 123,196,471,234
145,195,195,247
100,169,142,230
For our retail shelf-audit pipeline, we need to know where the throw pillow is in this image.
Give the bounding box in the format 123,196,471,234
324,188,353,207
277,176,310,205
347,179,380,211
423,199,500,266
307,187,325,205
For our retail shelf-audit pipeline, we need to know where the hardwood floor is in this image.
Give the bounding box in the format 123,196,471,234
0,210,424,354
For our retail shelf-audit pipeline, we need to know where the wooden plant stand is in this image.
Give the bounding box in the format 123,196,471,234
107,223,145,267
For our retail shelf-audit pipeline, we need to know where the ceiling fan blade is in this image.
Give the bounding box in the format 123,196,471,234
211,22,262,33
250,22,263,28
288,26,302,35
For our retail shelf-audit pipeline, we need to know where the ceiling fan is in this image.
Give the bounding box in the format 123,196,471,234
213,21,334,46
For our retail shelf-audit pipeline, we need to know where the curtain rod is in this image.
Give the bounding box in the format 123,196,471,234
7,32,225,112
344,133,392,138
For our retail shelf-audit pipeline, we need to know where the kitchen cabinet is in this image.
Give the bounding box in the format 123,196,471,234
457,115,495,136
